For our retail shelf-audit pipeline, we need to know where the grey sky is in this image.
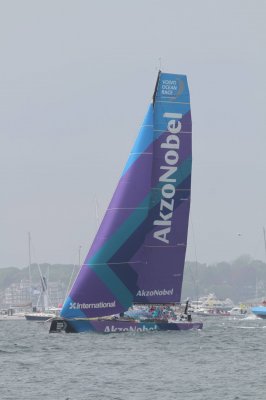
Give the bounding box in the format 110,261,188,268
0,0,265,268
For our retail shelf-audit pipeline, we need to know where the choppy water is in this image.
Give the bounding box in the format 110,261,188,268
0,316,265,400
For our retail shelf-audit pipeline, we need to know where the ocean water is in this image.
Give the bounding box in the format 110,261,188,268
0,316,265,400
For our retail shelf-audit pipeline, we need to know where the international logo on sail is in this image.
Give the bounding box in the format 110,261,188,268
69,301,116,310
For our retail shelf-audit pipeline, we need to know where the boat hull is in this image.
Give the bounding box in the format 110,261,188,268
49,318,203,333
25,313,55,321
251,306,266,319
193,311,230,317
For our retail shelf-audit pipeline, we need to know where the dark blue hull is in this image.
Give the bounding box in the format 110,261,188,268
50,318,203,333
25,314,55,321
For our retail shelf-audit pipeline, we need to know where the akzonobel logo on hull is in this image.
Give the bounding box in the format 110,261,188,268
104,325,158,333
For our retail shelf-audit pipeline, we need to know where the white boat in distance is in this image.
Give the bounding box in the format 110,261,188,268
190,293,235,317
25,306,61,321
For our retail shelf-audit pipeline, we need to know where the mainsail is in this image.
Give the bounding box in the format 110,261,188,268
61,72,192,319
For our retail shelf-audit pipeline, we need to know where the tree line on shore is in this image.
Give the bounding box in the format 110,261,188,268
0,255,265,303
183,255,266,303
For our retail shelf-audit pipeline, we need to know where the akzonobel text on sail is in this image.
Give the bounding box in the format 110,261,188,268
153,113,183,244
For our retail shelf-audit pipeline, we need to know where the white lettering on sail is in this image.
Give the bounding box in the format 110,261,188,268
69,301,116,310
161,79,184,97
136,288,174,296
161,80,178,96
153,112,182,244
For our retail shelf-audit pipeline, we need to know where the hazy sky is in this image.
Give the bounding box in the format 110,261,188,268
1,0,266,268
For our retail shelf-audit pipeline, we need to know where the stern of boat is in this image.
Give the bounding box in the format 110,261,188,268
49,318,76,333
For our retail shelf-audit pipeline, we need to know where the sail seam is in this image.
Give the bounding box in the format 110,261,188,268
84,261,142,265
151,188,191,191
107,207,149,211
156,100,190,104
154,129,191,133
144,244,185,248
130,152,152,155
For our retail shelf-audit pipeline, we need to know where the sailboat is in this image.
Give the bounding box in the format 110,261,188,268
25,234,58,321
50,71,203,333
25,276,58,321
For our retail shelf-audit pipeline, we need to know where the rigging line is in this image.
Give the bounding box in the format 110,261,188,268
263,227,266,264
83,261,143,266
174,105,197,301
95,196,100,231
29,239,51,308
36,262,51,309
63,245,85,304
158,57,163,71
27,232,32,302
63,196,102,302
190,217,199,305
64,258,80,303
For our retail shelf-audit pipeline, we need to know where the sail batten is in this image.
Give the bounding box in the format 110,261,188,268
61,72,192,319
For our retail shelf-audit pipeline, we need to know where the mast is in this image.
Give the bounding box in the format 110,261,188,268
152,70,161,106
95,196,100,230
255,228,266,301
78,245,82,269
263,227,266,263
28,232,32,303
41,275,49,311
